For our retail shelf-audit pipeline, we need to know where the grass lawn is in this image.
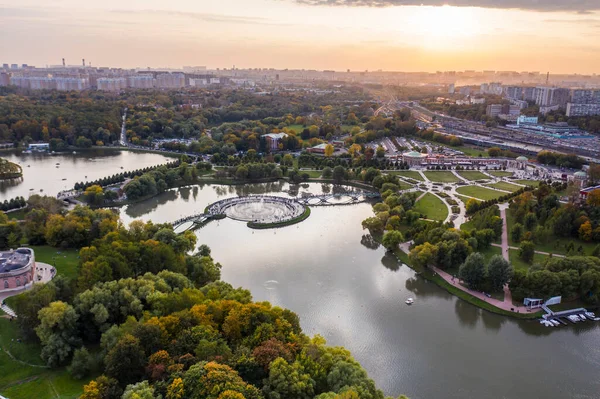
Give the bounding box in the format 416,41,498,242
455,194,481,205
0,318,88,399
423,171,460,183
457,171,489,181
388,170,425,181
509,249,550,271
287,124,305,133
299,170,322,178
29,245,80,281
397,181,414,190
515,180,541,187
456,186,505,201
6,209,26,220
414,193,449,221
486,181,522,193
488,171,513,178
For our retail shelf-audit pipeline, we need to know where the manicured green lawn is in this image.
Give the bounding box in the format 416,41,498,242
456,186,505,201
423,171,460,183
515,180,541,187
414,193,449,221
0,318,88,399
397,181,414,190
457,171,489,181
388,170,424,181
488,171,513,178
455,194,481,205
509,249,550,271
29,246,80,281
487,181,522,193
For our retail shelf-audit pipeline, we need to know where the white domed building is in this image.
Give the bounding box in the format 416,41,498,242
515,156,529,170
402,151,428,167
573,171,588,188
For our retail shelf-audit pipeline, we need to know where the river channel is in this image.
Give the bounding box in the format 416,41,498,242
0,149,173,199
120,182,600,399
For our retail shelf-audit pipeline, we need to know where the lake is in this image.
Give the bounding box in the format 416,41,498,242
120,182,600,399
0,149,173,199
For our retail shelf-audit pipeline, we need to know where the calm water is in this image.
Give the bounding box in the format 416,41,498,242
121,183,600,399
0,149,173,199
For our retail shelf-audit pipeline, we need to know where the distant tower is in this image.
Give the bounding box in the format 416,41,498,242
546,72,549,85
82,58,85,67
62,58,65,67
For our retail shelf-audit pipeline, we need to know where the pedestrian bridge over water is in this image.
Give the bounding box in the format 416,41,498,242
172,191,379,232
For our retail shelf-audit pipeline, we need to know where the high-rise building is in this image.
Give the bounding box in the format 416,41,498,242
535,87,570,108
55,77,89,91
486,104,503,117
571,89,600,105
97,77,127,91
155,73,185,88
503,86,523,100
523,87,536,101
0,73,10,86
28,77,56,90
128,75,154,89
566,103,600,117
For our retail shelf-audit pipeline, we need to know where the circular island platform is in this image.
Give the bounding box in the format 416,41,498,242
206,195,310,229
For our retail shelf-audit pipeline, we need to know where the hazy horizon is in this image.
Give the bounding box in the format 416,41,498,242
2,0,600,74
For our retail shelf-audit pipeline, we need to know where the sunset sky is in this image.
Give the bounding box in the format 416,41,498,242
1,0,600,73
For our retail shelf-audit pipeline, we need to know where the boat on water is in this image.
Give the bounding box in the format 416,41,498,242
579,314,587,321
56,163,60,165
61,178,67,181
585,312,596,319
405,298,414,305
72,151,76,154
551,320,560,326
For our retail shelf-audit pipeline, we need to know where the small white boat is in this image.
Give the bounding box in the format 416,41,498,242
579,314,587,321
72,151,76,154
585,312,595,319
551,320,560,326
405,298,414,305
572,315,581,322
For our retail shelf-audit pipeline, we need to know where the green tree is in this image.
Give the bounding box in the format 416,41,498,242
332,166,346,183
382,231,404,251
458,253,487,290
36,301,80,367
264,358,315,399
519,241,535,264
409,242,438,269
104,334,146,386
322,167,333,179
510,223,524,243
69,347,94,379
324,144,334,157
122,380,159,399
487,255,513,291
361,217,384,234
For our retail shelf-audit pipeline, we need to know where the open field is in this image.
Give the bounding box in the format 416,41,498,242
455,194,481,205
486,181,522,192
488,171,513,178
456,186,506,201
457,171,489,181
509,249,550,271
414,193,448,221
388,170,425,181
515,180,541,187
0,318,87,399
423,171,460,183
29,246,79,280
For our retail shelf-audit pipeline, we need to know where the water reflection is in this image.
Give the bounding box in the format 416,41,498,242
124,190,179,219
404,275,450,301
1,149,172,199
480,309,506,333
0,177,24,195
455,299,479,329
380,252,400,271
360,234,381,250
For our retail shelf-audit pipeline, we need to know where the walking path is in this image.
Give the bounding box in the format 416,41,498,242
431,264,535,313
499,207,510,262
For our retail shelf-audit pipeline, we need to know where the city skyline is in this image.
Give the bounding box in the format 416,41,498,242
1,0,600,73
